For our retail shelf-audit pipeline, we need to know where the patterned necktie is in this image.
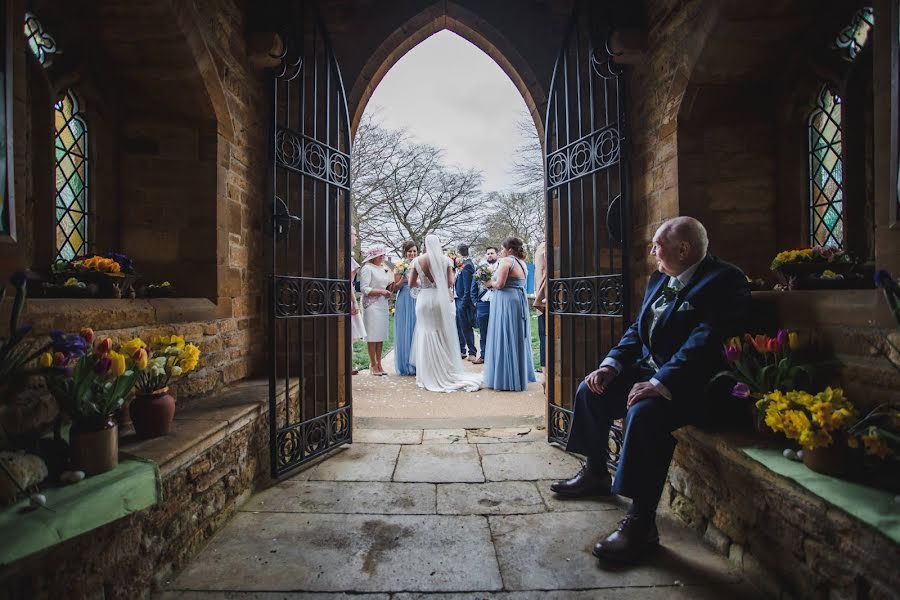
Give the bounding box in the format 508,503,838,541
649,276,683,341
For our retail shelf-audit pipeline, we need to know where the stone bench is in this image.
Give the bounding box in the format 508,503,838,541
665,427,900,600
0,378,289,599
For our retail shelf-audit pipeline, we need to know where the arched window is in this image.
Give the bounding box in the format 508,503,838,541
831,7,875,62
24,13,90,260
808,85,844,248
53,91,89,261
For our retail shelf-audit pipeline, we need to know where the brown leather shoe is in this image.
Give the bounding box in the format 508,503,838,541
592,514,660,563
472,357,484,364
549,464,612,498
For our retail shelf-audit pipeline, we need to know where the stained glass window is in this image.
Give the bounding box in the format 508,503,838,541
54,91,89,261
24,12,56,67
808,85,844,248
832,7,875,62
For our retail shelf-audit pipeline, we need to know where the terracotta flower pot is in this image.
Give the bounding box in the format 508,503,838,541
70,415,118,475
130,388,176,439
802,441,853,478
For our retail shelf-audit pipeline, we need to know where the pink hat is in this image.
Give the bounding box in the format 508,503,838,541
363,245,388,263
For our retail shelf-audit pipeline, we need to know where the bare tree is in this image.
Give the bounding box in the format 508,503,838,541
473,189,545,258
509,116,544,191
352,114,486,256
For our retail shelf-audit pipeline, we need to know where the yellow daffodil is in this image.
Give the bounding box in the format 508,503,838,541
862,433,892,458
151,334,185,351
120,337,147,357
64,277,80,287
180,343,201,372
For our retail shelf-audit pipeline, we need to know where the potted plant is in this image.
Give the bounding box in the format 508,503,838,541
769,245,856,289
128,334,200,439
755,387,858,477
708,330,817,432
51,252,139,298
44,331,139,475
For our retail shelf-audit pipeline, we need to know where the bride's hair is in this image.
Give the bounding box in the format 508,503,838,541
502,236,527,260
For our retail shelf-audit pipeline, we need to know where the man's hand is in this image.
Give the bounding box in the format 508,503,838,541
584,366,616,395
627,382,661,408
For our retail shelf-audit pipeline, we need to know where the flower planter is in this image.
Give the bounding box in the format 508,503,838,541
70,415,118,475
802,442,854,477
774,262,854,289
130,388,176,439
53,270,138,298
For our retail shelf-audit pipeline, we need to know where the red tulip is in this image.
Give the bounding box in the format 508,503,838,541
97,337,112,354
767,337,782,353
80,327,95,344
746,334,769,354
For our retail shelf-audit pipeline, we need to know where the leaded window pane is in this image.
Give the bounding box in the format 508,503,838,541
23,12,57,67
808,85,844,249
54,91,89,261
832,7,875,62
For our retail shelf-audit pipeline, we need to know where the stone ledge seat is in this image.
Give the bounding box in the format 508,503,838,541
668,426,900,599
1,377,295,597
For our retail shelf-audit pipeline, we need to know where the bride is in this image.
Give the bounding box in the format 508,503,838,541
408,234,482,393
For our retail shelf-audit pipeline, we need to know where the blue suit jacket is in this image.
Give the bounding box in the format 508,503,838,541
606,255,751,404
455,258,475,306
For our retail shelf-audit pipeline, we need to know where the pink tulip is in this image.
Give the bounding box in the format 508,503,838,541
724,344,741,362
776,329,788,347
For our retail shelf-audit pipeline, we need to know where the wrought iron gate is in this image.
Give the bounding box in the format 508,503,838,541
267,2,352,477
545,1,632,472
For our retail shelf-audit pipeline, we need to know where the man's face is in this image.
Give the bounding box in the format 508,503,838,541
649,228,687,276
485,249,498,263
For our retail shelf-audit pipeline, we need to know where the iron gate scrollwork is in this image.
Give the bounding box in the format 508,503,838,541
545,1,632,474
266,1,353,477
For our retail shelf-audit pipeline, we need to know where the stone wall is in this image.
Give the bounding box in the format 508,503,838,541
2,0,268,396
0,388,271,600
665,429,900,600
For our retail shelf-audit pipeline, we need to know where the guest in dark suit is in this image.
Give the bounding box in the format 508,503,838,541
550,216,751,565
454,244,477,360
470,246,499,364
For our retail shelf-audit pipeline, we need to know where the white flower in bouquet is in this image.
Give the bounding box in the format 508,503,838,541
394,259,410,277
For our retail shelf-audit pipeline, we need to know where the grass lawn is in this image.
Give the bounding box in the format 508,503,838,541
352,313,395,371
530,309,543,372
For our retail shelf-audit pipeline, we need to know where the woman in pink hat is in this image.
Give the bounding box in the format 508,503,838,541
359,244,393,375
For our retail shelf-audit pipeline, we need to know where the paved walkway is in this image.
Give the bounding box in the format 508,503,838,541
353,349,544,429
159,428,765,599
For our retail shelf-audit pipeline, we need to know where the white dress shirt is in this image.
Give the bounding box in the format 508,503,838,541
600,257,705,400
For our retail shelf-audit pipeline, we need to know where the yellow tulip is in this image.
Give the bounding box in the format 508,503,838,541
787,332,799,351
133,347,149,370
39,352,53,368
109,351,127,377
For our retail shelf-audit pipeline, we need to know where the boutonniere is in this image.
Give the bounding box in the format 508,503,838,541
660,286,680,304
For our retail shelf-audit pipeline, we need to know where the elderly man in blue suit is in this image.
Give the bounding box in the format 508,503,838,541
551,216,751,564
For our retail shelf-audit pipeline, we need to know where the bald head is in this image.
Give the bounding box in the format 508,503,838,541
650,216,708,276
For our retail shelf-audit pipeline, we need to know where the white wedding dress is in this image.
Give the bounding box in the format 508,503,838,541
409,236,482,393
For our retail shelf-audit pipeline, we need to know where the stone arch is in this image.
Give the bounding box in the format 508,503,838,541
347,1,547,146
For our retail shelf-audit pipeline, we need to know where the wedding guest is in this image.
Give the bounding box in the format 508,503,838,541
360,245,393,376
454,244,477,360
470,246,499,364
482,237,537,391
349,232,368,375
393,240,419,376
533,241,547,370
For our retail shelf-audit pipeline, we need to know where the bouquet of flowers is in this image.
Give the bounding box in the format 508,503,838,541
709,330,816,403
770,245,851,270
43,329,139,421
754,387,856,450
445,251,464,270
394,259,411,278
847,402,900,459
474,263,496,301
122,334,201,395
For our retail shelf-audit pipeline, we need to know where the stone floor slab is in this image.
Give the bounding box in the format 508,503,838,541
167,513,502,593
437,481,546,515
159,593,390,599
422,429,468,444
392,583,765,599
242,481,436,515
394,444,485,483
292,444,400,482
352,429,423,444
466,427,546,444
488,511,742,591
478,442,583,481
536,479,626,512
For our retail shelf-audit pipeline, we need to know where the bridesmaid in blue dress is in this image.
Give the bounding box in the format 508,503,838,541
393,240,419,375
482,237,537,391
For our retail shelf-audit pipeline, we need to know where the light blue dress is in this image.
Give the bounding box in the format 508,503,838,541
482,258,536,391
394,281,417,375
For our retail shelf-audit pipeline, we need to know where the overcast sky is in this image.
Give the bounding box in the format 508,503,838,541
363,30,536,193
